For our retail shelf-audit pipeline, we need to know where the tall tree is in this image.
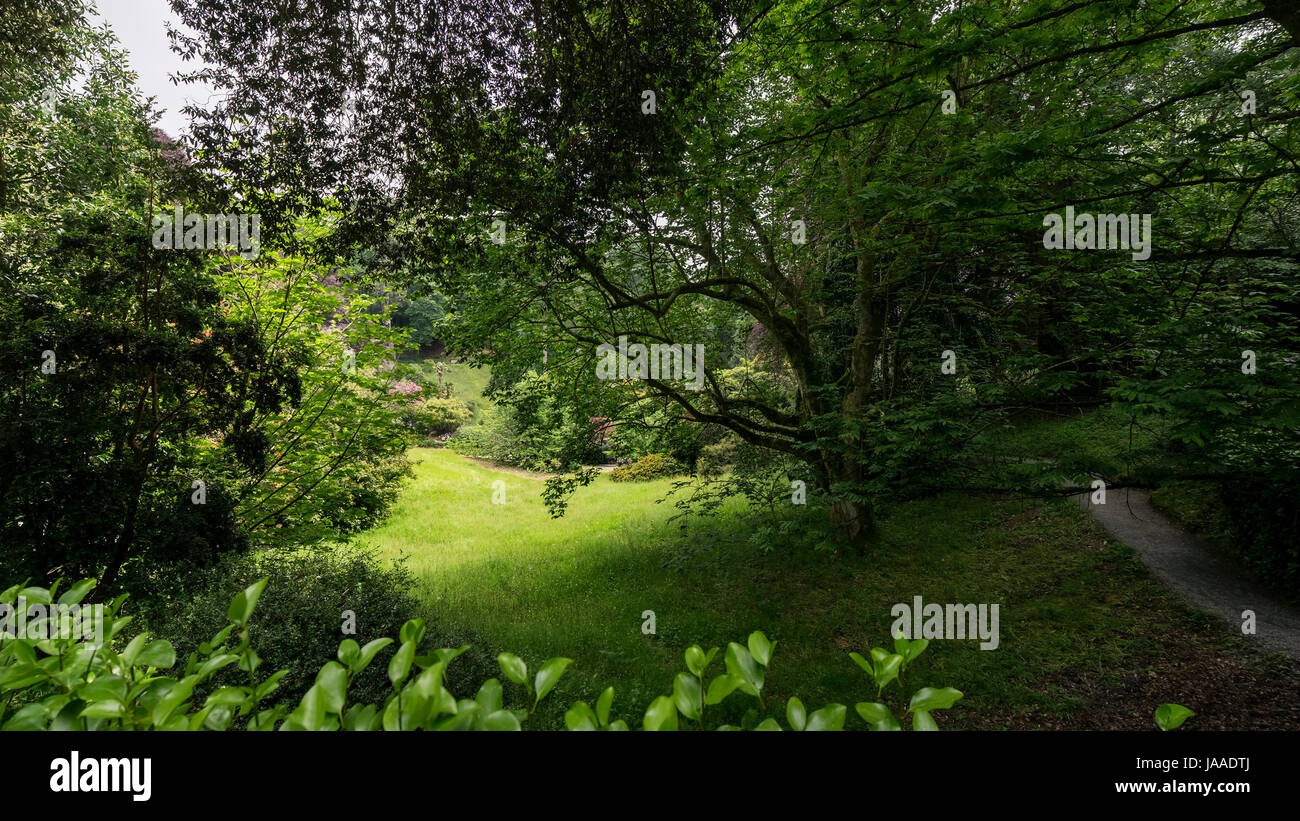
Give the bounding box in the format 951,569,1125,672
171,0,1299,546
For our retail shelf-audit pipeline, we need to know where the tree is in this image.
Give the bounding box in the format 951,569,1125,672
0,11,414,590
170,0,1299,548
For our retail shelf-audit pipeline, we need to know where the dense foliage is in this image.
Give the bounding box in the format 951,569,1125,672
609,453,685,482
168,0,1299,557
0,6,415,591
0,577,962,731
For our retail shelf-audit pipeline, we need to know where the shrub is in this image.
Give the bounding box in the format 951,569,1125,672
604,404,704,466
131,545,486,707
609,452,685,482
402,396,473,439
696,432,743,477
448,403,602,472
0,577,962,731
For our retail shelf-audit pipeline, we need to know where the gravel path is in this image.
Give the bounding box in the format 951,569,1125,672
1074,486,1300,660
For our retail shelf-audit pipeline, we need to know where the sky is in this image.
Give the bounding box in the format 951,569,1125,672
91,0,216,140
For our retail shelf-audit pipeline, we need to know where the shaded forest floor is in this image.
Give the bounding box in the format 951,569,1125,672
357,448,1298,730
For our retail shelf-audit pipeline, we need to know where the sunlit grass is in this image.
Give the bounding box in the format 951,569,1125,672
358,448,1220,730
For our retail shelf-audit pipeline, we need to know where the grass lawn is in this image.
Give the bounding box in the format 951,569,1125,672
357,448,1299,730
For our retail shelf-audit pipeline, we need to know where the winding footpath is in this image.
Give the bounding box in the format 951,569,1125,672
1074,487,1300,661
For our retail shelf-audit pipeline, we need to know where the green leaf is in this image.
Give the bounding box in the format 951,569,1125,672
80,700,125,719
226,578,269,625
1154,703,1195,731
434,646,471,665
196,653,239,678
151,675,200,726
672,672,702,721
3,704,48,730
595,686,614,726
848,651,873,675
684,645,713,677
906,638,929,662
497,652,528,686
755,717,782,730
786,696,807,731
343,704,381,731
56,579,96,607
805,703,846,731
315,661,349,715
255,670,290,702
566,701,599,731
287,684,326,731
205,687,251,708
337,639,361,667
476,678,504,714
642,695,678,731
387,640,415,686
869,649,903,691
704,673,740,705
135,639,176,670
120,634,148,668
79,674,126,703
893,629,929,663
399,619,426,646
855,702,902,731
913,710,940,731
17,587,50,606
534,657,572,705
355,638,393,674
747,631,775,667
483,710,521,731
909,687,963,713
724,642,764,696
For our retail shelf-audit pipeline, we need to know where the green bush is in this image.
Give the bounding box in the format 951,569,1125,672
448,401,602,472
0,576,962,731
402,396,473,439
609,452,685,482
697,432,743,477
131,546,482,707
604,404,705,466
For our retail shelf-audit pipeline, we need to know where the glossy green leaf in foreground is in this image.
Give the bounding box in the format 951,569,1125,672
534,657,572,705
672,672,702,721
786,696,807,731
497,652,528,687
387,641,415,686
909,687,963,713
226,578,269,626
566,701,599,731
747,631,775,667
724,643,764,696
684,645,717,677
643,695,678,731
705,673,740,705
855,702,902,731
805,703,846,731
1154,703,1195,731
596,686,614,726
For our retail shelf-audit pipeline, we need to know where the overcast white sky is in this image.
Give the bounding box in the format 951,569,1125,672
91,0,216,140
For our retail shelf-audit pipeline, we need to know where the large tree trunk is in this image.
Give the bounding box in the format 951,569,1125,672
829,498,875,551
